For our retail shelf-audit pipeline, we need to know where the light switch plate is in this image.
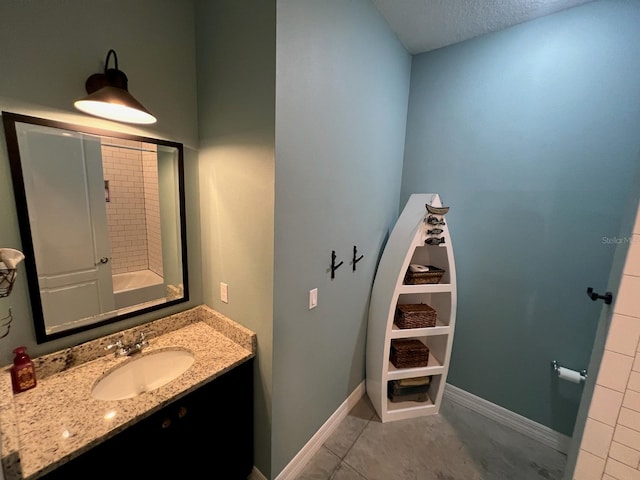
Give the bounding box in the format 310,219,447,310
220,282,228,303
309,288,318,309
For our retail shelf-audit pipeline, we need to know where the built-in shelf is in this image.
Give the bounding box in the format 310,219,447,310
398,284,452,294
366,193,457,422
390,323,450,338
387,395,436,412
387,359,445,380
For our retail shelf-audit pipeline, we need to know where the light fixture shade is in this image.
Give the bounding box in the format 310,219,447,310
74,50,157,125
74,86,156,124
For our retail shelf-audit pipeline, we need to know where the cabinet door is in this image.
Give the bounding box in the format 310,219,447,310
150,359,254,478
40,359,254,480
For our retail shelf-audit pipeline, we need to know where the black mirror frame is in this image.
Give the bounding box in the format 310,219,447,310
2,111,189,343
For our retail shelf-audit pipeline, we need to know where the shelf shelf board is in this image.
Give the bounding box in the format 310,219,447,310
391,323,450,338
385,398,439,421
387,394,435,412
387,358,445,380
398,284,453,294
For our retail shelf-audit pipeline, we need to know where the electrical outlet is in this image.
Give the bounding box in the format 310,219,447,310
309,288,318,309
220,282,228,303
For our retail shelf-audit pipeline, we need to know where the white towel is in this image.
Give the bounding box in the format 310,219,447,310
0,248,25,269
409,264,429,273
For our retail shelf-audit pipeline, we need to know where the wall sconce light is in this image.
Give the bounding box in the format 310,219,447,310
74,49,157,125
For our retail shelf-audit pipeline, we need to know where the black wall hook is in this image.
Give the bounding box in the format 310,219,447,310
331,250,343,279
586,287,613,305
352,246,364,271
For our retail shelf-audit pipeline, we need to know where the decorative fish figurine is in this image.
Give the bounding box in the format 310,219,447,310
425,237,445,246
426,215,446,226
427,228,443,235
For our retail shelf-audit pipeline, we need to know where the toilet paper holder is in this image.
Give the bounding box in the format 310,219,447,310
551,360,587,383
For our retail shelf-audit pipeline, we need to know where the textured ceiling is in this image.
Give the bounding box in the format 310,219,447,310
372,0,596,54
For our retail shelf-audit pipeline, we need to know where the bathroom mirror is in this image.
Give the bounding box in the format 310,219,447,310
2,112,188,343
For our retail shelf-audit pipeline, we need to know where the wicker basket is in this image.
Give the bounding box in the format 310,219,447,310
395,304,437,329
404,265,445,285
390,339,429,369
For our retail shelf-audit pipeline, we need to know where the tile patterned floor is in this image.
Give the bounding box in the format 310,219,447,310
295,395,567,480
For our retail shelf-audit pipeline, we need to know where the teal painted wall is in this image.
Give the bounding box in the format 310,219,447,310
194,0,276,476
272,0,411,475
0,0,201,363
400,0,640,436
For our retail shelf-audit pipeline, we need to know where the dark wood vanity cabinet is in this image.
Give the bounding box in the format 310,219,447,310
41,359,253,480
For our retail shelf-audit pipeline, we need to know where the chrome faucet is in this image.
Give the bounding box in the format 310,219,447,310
105,332,149,357
128,332,149,355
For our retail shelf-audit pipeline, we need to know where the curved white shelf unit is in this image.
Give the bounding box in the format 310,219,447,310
366,193,457,422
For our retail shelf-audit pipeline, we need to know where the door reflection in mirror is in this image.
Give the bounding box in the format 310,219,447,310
2,112,188,343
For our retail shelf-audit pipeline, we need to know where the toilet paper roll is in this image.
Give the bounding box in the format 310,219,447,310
557,366,583,384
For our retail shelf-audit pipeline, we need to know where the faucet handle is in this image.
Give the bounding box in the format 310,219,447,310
105,339,124,351
105,339,126,357
137,331,150,344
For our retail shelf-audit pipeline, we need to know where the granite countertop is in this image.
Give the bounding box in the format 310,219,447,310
0,305,256,480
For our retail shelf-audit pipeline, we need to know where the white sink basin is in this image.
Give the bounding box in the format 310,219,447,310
92,348,195,401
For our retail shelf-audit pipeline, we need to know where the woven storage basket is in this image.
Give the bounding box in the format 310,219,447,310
390,339,429,369
404,265,445,285
395,304,437,329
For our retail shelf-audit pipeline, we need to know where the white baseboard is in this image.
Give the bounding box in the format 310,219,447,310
444,383,571,454
247,466,268,480
274,381,366,480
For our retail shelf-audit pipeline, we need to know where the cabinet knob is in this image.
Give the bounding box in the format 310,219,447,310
177,406,187,419
161,418,172,429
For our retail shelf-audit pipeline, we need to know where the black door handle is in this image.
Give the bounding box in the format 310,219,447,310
586,287,613,305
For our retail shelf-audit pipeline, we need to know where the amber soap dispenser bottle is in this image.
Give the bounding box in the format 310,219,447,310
11,346,36,393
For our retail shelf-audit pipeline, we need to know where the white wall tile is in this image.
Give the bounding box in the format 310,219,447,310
599,350,634,393
616,275,640,318
590,386,624,426
609,441,640,469
624,235,640,277
624,390,640,413
574,449,605,480
633,353,640,373
619,408,640,433
605,457,640,480
629,372,640,393
607,314,640,357
614,425,640,451
581,418,614,458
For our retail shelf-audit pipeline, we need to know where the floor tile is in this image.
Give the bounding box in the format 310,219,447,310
298,395,568,480
330,462,368,480
343,410,486,480
325,396,375,458
440,400,566,479
296,445,341,480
